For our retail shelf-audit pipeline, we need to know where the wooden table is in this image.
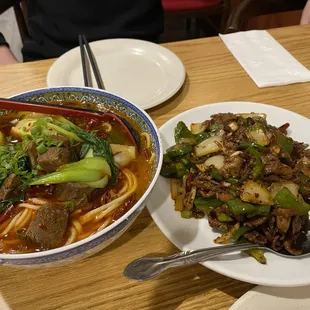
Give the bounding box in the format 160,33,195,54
1,24,310,310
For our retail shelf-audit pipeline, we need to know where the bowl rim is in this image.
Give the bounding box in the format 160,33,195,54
0,86,163,260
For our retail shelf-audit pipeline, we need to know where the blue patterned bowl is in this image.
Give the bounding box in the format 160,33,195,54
0,86,162,267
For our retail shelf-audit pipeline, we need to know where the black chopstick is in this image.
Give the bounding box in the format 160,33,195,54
79,35,90,87
79,34,105,90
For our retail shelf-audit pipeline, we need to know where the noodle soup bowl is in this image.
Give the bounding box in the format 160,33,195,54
0,86,162,267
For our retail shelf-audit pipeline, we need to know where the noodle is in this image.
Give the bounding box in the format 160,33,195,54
0,219,11,232
72,220,83,234
17,203,40,210
97,216,113,232
14,208,30,229
16,209,33,230
141,132,151,149
28,198,48,205
71,209,82,217
80,169,138,225
0,211,23,237
64,227,77,245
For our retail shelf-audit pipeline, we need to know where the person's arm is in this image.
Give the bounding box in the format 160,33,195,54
301,0,310,25
0,33,18,66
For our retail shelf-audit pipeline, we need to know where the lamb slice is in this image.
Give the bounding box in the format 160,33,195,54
0,174,21,200
54,183,95,207
26,204,69,249
275,208,297,234
26,141,38,169
37,147,72,172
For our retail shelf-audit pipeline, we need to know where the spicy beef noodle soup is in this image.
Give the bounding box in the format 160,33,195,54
0,104,154,254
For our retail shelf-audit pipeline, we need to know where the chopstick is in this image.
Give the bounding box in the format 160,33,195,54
79,35,90,87
79,34,105,90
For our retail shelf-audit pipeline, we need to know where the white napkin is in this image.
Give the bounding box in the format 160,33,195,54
219,30,310,88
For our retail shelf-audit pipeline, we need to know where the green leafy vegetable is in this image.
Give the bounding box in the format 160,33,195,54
33,116,119,184
30,169,104,185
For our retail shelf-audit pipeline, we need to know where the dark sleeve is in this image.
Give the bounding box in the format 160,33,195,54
0,0,16,14
0,33,9,48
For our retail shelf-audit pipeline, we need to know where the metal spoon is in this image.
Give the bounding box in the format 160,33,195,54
124,237,310,281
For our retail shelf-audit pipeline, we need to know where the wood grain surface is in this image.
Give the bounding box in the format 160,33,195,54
1,25,310,310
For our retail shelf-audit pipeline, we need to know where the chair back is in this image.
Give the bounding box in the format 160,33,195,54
223,0,306,34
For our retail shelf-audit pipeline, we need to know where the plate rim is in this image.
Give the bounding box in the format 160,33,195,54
229,285,310,310
148,101,310,287
46,38,186,110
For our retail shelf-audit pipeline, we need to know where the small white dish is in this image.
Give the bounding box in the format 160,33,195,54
230,285,310,310
47,38,186,110
147,101,310,287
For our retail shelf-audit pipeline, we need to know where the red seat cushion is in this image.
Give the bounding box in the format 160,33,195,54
162,0,222,12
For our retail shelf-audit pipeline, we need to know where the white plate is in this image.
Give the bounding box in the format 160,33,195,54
147,101,310,287
47,39,186,110
230,285,310,310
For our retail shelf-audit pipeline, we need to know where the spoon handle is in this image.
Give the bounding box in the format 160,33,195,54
160,243,262,266
124,243,264,281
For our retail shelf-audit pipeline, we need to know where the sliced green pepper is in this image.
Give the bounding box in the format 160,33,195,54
211,167,223,181
227,199,256,215
217,213,234,222
174,122,196,145
181,210,193,219
160,163,177,178
299,186,310,195
194,197,223,215
243,248,266,264
186,155,207,164
210,122,223,133
275,187,310,215
246,147,264,179
195,132,211,144
166,143,193,158
233,225,252,241
275,187,298,208
276,134,293,154
239,142,268,152
226,178,241,184
247,205,271,218
176,162,190,179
